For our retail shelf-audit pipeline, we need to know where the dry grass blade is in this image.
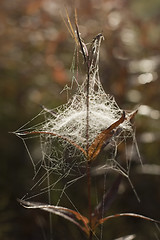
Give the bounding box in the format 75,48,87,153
18,199,90,235
61,7,88,62
88,33,104,72
75,23,88,64
88,111,125,161
127,109,138,121
61,7,78,46
97,212,160,227
74,9,89,66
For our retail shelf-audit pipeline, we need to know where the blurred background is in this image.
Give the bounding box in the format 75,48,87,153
0,0,160,239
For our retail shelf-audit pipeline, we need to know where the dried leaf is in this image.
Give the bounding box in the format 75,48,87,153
17,111,125,163
88,111,125,161
62,7,78,46
96,212,160,228
18,199,90,235
88,33,104,73
126,109,138,121
75,23,88,63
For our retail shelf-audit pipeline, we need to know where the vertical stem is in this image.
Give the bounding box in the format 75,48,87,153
87,161,92,240
86,67,92,240
75,22,92,238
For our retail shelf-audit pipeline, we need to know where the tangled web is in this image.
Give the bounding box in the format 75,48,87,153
15,33,138,201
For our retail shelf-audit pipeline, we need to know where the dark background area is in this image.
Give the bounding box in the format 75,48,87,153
0,0,160,239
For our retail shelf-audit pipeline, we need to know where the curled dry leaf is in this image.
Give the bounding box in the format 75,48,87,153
17,111,126,164
18,199,90,235
95,212,160,229
88,111,125,161
75,23,88,64
16,111,127,163
18,199,160,236
88,33,104,74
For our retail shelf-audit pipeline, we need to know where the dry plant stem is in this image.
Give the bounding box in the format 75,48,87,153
87,161,92,240
75,21,93,239
86,65,93,240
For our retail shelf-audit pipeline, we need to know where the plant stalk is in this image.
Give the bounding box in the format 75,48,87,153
76,21,93,238
86,64,93,240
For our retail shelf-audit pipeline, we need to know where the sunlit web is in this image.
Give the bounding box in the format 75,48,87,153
14,32,140,210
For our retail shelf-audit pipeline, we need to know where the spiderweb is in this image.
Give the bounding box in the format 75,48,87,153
14,32,139,218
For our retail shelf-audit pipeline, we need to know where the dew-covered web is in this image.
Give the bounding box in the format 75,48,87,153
14,32,141,239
